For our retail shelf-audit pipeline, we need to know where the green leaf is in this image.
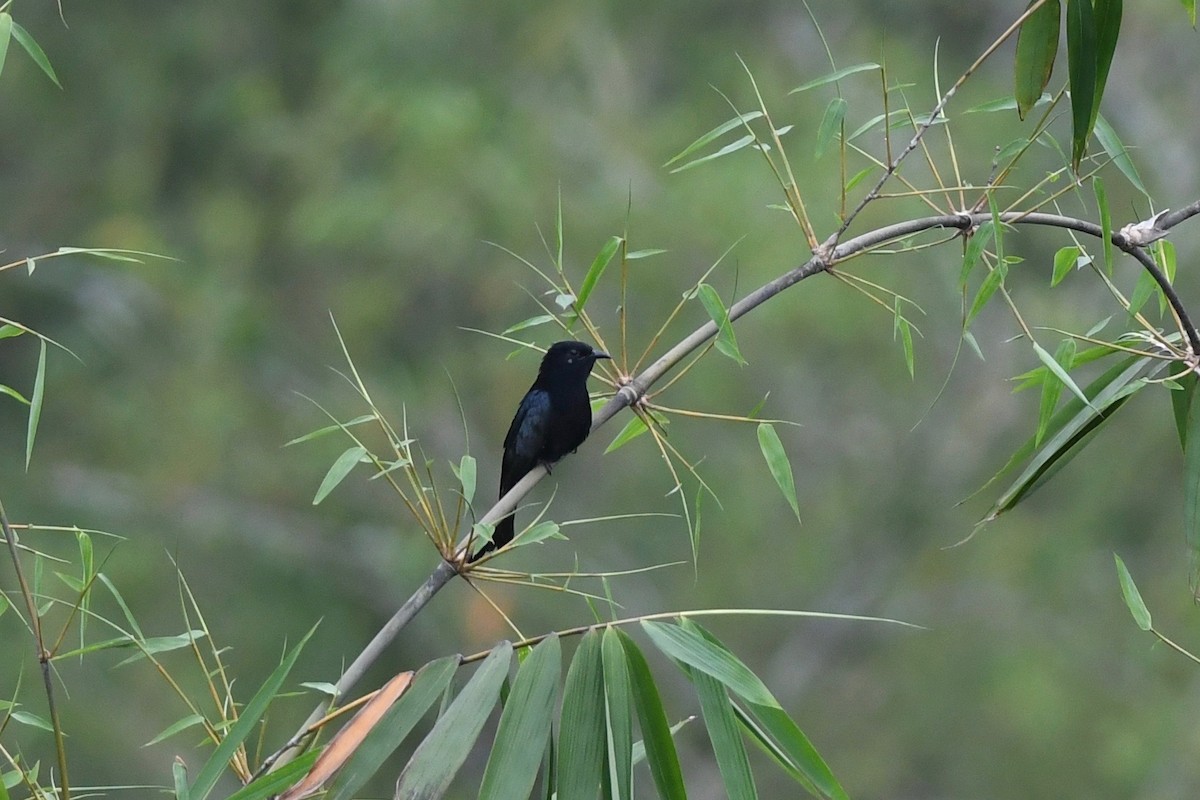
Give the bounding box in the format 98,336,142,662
516,520,565,546
11,710,53,732
1035,339,1076,447
0,14,12,79
617,629,687,800
189,624,317,800
174,758,190,800
395,643,512,800
1065,0,1097,170
1184,387,1200,599
605,414,651,453
115,630,207,667
1127,269,1157,316
576,236,623,314
895,313,915,378
1014,0,1061,119
670,132,757,173
643,620,777,708
981,355,1161,522
145,714,206,747
966,263,1004,329
313,445,367,505
1094,176,1113,275
1171,371,1197,451
1051,245,1081,287
1094,115,1148,197
994,137,1031,166
698,283,747,366
844,166,875,193
479,637,561,800
966,94,1051,113
681,620,757,800
225,752,321,800
328,657,459,800
283,414,377,447
757,423,801,523
789,63,880,93
1113,554,1152,631
1091,0,1122,131
9,21,60,88
457,455,476,506
737,702,848,800
558,629,607,800
1181,0,1196,27
664,112,763,170
959,220,994,288
1155,239,1178,316
601,628,634,800
814,97,847,159
626,248,668,260
1032,340,1092,412
503,314,556,335
25,339,45,470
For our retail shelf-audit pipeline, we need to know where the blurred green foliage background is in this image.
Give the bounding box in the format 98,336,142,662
2,1,1200,796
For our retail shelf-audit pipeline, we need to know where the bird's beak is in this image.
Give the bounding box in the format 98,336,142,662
593,350,611,360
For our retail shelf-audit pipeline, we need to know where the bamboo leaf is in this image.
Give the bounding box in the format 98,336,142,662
0,13,12,79
1014,0,1061,119
115,630,207,667
698,284,748,365
788,63,880,93
1171,372,1197,451
394,643,512,800
190,624,317,800
1051,245,1081,287
814,97,847,159
576,236,623,314
313,446,368,505
9,20,60,88
558,629,607,800
1035,339,1076,445
145,713,206,747
503,314,556,335
1184,387,1200,599
738,702,848,800
280,671,416,800
981,355,1160,522
642,620,777,708
1066,0,1097,170
601,628,634,800
757,423,801,523
328,657,458,800
664,112,763,168
959,220,995,289
681,620,757,800
1094,114,1148,197
225,753,321,800
25,339,45,470
617,629,687,800
605,414,651,454
1113,554,1152,631
1094,176,1113,275
1091,0,1122,132
479,637,561,800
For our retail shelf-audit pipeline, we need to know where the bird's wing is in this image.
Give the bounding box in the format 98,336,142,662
501,388,550,491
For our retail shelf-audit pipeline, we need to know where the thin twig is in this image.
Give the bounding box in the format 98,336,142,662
1,499,71,800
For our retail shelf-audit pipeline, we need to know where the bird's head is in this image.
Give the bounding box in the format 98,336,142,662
539,340,611,380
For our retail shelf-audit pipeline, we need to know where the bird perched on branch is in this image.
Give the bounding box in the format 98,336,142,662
470,340,610,562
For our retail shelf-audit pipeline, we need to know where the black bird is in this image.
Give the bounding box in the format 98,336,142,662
470,340,611,561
